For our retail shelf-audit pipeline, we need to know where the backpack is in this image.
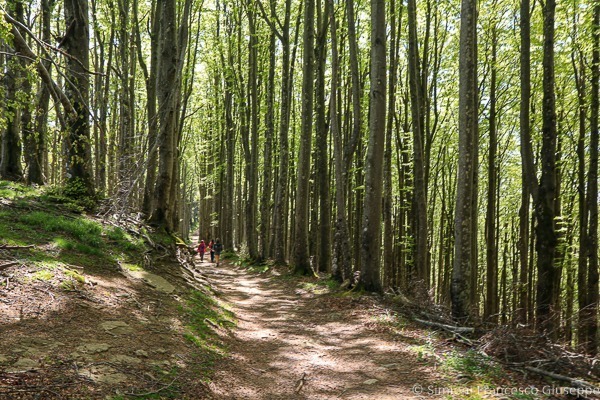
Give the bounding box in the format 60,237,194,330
214,243,223,253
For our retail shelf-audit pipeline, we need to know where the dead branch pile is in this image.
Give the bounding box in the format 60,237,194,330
479,326,600,384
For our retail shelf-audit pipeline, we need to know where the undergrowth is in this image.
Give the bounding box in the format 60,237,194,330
0,180,145,276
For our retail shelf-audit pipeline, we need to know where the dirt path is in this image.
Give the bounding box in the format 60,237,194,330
204,261,446,400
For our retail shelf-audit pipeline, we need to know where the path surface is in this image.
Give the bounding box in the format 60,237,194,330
203,261,446,399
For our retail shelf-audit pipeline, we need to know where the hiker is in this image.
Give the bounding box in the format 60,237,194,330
209,239,215,263
213,238,224,266
197,240,207,262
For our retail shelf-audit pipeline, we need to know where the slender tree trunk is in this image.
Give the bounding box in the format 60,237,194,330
273,0,292,264
244,4,259,259
293,0,315,274
384,0,398,289
407,0,428,288
359,0,386,292
452,0,478,322
484,27,499,323
314,0,331,274
573,43,589,347
535,0,558,334
585,2,600,354
259,0,276,260
141,1,161,216
518,0,533,325
330,0,351,283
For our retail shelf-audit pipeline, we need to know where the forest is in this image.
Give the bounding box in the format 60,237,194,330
0,0,598,363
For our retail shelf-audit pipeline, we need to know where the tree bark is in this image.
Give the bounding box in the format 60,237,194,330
150,0,178,230
407,0,428,288
584,2,599,354
484,26,499,323
63,0,94,195
452,0,478,322
359,0,386,292
314,0,331,274
535,0,559,334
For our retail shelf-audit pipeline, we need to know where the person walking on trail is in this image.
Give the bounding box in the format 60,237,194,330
197,240,207,262
213,239,224,266
209,239,215,263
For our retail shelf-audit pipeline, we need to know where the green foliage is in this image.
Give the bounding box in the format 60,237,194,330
31,269,54,281
442,350,504,384
41,180,97,212
181,289,235,381
0,180,147,276
20,212,102,247
300,278,340,294
184,289,235,342
64,269,86,283
0,181,37,200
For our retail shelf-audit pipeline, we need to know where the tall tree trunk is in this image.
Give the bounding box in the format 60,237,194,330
141,0,161,216
117,0,135,206
63,0,94,195
407,0,428,289
314,0,331,274
574,48,589,347
484,27,499,323
384,0,398,289
259,0,276,260
292,0,315,274
0,0,25,182
150,0,178,230
518,0,533,325
535,0,559,334
29,0,53,185
272,0,293,264
452,0,478,322
330,0,351,283
17,0,36,185
359,0,386,292
244,4,259,259
585,2,600,354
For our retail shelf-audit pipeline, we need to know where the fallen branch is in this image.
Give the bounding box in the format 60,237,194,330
0,262,19,270
414,318,475,334
524,366,599,390
0,244,34,250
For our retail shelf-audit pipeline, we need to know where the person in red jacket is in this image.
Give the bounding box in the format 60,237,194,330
197,240,207,262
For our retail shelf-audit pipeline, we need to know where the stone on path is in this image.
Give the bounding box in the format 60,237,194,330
79,365,128,384
101,320,133,335
76,342,111,354
126,270,175,293
363,379,379,385
109,354,141,365
135,349,149,358
11,357,38,370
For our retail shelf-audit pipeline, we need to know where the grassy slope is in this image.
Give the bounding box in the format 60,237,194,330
0,180,232,399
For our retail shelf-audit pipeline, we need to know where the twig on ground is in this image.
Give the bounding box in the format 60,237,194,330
0,244,35,250
295,372,307,393
414,318,475,334
124,376,178,397
0,261,19,270
523,366,600,390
